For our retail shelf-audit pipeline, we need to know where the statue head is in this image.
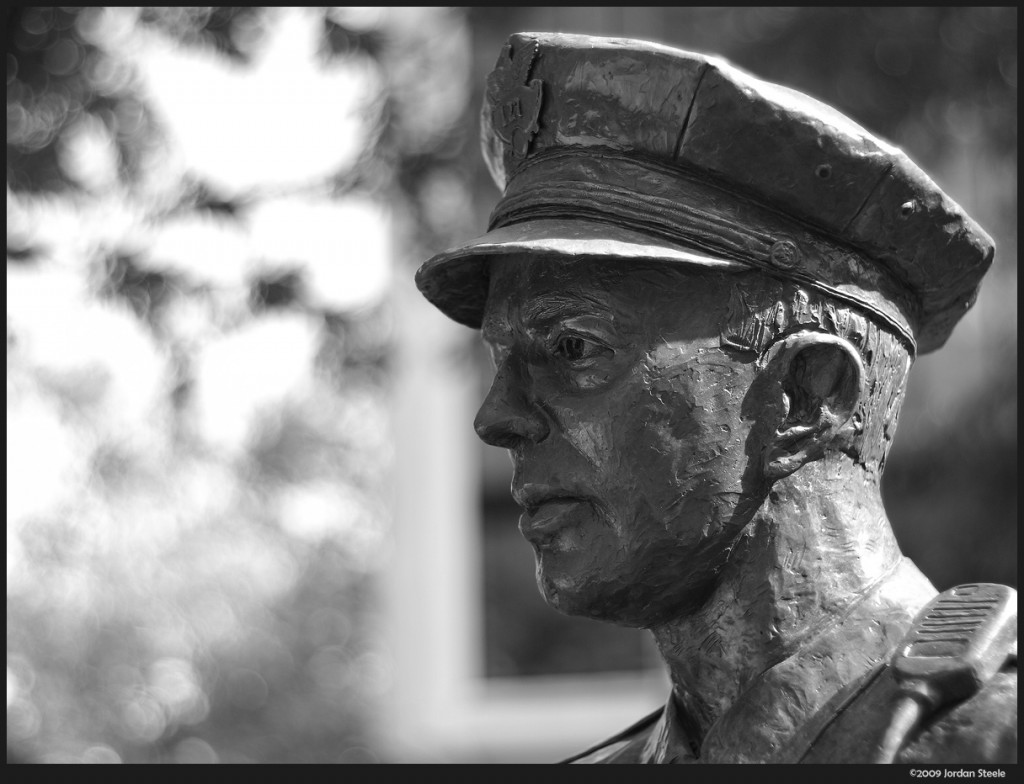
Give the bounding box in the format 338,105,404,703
414,33,994,628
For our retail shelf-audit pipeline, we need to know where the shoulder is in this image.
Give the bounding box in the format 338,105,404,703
802,581,1017,764
799,660,1017,764
898,665,1017,764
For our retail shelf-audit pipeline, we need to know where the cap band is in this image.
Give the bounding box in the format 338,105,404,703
490,148,919,355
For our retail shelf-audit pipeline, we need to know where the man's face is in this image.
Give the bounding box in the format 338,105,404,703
476,256,762,628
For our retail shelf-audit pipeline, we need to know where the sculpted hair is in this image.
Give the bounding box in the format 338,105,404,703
719,272,913,475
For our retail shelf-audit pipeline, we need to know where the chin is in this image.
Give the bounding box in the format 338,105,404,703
537,571,673,629
538,563,718,628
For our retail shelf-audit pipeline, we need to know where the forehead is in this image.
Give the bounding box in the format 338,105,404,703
481,254,732,338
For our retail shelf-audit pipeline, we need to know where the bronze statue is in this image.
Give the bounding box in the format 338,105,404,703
415,33,1016,764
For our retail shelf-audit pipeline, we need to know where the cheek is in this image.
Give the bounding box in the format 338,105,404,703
547,385,645,473
640,353,750,496
553,415,612,468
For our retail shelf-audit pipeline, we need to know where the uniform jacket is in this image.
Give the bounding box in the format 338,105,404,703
566,560,1017,764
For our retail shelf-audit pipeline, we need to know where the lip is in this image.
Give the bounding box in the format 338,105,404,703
515,492,591,544
512,483,592,513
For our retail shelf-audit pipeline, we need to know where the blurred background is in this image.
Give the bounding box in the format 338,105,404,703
6,7,1016,764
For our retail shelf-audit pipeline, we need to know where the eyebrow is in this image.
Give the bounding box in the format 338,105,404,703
520,292,616,325
480,285,641,346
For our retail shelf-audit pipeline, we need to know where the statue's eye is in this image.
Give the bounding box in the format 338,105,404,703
552,333,607,363
556,335,587,360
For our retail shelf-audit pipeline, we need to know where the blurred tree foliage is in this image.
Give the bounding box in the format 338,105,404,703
8,6,472,764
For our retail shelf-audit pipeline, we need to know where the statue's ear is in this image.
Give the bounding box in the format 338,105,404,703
759,331,865,482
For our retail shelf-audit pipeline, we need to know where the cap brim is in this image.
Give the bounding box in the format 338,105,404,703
414,218,747,328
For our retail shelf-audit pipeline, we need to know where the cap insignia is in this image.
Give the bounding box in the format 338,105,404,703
487,38,543,159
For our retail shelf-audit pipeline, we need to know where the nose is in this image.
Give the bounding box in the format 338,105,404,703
474,358,549,448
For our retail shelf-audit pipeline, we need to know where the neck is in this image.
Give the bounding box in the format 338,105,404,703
649,455,904,750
